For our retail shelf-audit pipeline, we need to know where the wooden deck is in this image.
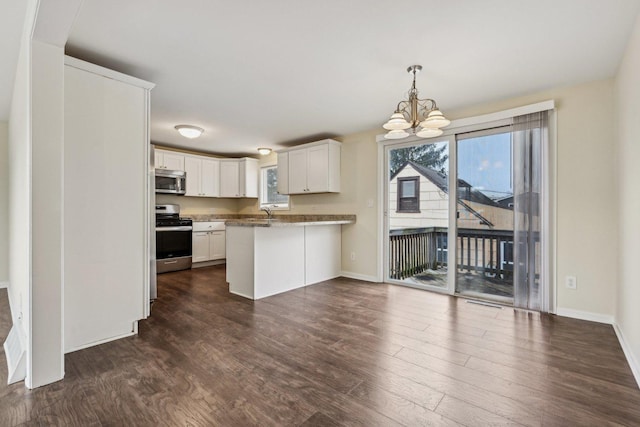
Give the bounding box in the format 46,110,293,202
1,266,639,426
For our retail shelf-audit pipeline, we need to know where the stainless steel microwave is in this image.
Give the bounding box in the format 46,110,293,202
155,169,186,194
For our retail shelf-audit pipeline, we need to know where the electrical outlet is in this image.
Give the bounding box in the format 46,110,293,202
367,199,374,208
350,251,356,261
565,276,577,290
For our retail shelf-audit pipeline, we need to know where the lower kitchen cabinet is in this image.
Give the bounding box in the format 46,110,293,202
192,222,226,264
226,224,341,300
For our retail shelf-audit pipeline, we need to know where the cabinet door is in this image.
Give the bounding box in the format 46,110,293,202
210,231,226,260
154,150,164,168
242,159,259,198
201,158,219,197
184,156,202,196
192,232,210,262
306,144,329,193
277,152,289,194
219,161,240,197
288,149,308,194
163,152,185,171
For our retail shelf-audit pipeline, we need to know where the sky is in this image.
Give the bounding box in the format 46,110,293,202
457,132,512,198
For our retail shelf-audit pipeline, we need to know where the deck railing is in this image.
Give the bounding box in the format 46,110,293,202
389,227,517,280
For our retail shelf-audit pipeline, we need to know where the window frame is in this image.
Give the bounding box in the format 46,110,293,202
397,176,420,213
259,165,290,210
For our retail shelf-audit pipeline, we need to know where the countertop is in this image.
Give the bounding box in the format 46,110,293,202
185,214,356,227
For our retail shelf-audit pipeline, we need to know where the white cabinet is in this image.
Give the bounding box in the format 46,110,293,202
155,149,185,171
64,56,154,352
288,149,307,194
184,155,219,197
226,224,341,300
192,231,210,263
219,158,258,198
277,152,289,195
210,231,226,260
277,139,340,195
219,160,240,197
192,222,226,264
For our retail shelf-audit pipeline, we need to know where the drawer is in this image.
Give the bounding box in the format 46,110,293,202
193,221,226,232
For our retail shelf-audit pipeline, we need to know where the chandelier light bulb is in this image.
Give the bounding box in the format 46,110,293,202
420,109,451,129
383,112,411,130
416,127,443,138
384,129,410,139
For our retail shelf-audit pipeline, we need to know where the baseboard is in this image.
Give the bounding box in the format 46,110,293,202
340,271,380,283
191,260,226,269
0,281,8,289
613,323,640,388
64,330,137,354
555,307,614,324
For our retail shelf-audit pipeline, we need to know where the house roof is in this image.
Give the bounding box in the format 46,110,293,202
396,161,501,208
393,161,504,227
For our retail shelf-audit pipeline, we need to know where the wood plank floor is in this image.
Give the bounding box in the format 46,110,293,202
1,266,640,426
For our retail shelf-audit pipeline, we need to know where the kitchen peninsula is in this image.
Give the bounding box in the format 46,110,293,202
225,215,355,300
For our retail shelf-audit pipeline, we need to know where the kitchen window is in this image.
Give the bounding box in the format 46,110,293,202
260,165,289,209
397,176,420,213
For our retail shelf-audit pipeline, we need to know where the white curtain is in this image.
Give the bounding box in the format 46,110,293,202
512,111,548,310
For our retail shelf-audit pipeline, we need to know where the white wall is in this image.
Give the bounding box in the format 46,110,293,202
29,39,65,387
7,0,81,389
615,13,640,381
8,0,35,347
0,122,8,284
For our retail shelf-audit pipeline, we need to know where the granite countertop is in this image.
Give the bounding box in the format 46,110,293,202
185,214,356,227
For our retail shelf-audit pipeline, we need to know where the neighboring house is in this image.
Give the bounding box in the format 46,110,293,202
389,161,515,231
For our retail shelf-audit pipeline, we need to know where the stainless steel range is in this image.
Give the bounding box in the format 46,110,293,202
155,204,193,273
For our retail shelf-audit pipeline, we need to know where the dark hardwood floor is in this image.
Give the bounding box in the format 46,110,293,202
1,266,640,426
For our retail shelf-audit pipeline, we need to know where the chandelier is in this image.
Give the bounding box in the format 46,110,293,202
382,65,450,139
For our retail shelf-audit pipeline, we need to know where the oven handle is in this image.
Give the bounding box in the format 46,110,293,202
156,226,193,232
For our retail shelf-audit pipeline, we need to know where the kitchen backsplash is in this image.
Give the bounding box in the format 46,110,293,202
155,194,239,215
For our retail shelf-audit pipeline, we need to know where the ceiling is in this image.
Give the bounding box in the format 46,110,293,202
3,1,640,156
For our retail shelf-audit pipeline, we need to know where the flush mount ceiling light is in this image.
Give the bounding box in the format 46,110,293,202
382,65,450,139
174,124,204,139
257,148,272,155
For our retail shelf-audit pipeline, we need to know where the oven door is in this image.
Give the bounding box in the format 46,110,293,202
156,226,193,273
156,226,192,259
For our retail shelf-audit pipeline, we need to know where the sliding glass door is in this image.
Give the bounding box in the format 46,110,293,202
456,128,516,304
383,111,549,311
386,138,453,292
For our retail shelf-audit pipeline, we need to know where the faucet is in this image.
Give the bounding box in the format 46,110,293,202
260,206,273,220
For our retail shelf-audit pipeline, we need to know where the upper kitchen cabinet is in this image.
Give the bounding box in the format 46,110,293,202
155,149,185,171
219,158,259,198
278,139,341,194
184,155,220,197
